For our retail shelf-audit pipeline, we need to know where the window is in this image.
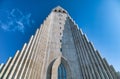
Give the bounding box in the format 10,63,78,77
54,9,57,12
60,33,62,35
58,14,63,17
63,11,66,13
60,27,62,29
59,10,61,12
60,48,62,52
59,22,62,24
58,64,66,79
60,40,62,42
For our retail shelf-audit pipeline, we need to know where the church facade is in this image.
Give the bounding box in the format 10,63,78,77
0,6,119,79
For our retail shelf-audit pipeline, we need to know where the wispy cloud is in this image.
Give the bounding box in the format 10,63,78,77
0,9,35,33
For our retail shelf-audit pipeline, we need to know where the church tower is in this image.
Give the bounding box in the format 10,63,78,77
0,6,119,79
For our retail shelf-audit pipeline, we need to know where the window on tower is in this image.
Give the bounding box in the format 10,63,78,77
60,40,62,42
63,10,66,14
60,48,62,52
58,10,61,12
59,22,62,24
60,33,62,35
54,9,57,12
60,27,62,29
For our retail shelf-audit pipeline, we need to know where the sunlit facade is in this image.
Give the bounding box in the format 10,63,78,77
0,6,120,79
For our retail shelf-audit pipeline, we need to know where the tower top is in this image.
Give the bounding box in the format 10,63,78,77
52,6,67,14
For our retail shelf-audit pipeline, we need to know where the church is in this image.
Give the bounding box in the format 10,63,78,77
0,6,120,79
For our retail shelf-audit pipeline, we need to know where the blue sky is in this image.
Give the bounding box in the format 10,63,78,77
0,0,120,71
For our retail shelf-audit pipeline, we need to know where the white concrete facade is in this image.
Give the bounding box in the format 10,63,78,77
0,6,119,79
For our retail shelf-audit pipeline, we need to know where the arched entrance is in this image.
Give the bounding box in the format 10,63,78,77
46,56,72,79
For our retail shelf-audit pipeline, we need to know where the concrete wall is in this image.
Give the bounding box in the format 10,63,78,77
0,6,119,79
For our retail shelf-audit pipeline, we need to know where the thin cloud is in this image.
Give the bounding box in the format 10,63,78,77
0,9,35,33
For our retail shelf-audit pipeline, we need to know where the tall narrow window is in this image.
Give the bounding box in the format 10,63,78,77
58,63,66,79
60,48,62,52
